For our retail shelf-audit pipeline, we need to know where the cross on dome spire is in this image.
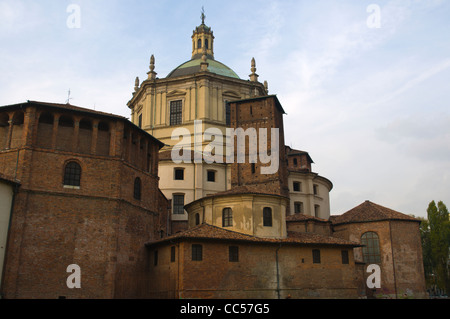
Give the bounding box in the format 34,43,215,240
201,6,206,24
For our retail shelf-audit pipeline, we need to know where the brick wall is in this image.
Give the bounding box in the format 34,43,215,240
148,240,358,299
229,96,289,199
0,102,168,299
332,220,427,298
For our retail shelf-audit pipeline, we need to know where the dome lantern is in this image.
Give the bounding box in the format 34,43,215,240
191,8,214,60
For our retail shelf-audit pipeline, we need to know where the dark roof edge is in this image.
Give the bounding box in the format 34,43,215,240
230,95,286,114
330,217,422,226
145,234,360,248
0,101,165,148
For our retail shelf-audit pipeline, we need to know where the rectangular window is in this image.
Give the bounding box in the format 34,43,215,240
225,101,231,126
170,100,183,126
314,205,320,218
251,163,256,174
293,181,301,192
293,158,298,166
192,244,203,261
341,250,349,264
294,202,303,214
171,246,176,262
312,249,321,264
207,170,215,182
173,194,185,215
138,114,142,128
154,250,158,266
174,168,184,180
313,184,319,195
229,246,239,262
263,207,273,227
222,208,233,227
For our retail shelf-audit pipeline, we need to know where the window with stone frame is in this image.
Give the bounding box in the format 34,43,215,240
173,194,185,215
174,168,184,180
293,181,301,192
222,208,233,227
225,101,231,126
170,100,183,126
207,170,216,182
263,207,272,227
294,202,303,214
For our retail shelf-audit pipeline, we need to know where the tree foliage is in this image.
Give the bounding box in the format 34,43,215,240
422,200,450,294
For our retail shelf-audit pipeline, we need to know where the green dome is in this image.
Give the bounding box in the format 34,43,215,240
167,58,240,79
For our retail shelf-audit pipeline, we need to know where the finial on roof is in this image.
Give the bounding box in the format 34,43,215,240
249,57,259,82
150,54,155,72
134,77,140,92
264,80,269,93
147,54,157,80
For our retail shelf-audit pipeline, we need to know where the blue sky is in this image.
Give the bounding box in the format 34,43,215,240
1,0,449,218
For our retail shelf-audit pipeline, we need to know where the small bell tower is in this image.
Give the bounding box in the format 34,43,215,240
192,7,215,60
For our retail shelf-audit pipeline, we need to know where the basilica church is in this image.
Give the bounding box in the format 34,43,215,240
0,15,427,299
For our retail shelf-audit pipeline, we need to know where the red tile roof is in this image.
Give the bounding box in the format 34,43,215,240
146,223,360,247
330,200,420,225
285,214,330,223
205,185,286,198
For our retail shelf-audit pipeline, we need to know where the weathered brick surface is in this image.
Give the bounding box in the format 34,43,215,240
147,240,359,299
229,96,289,199
332,220,427,298
0,103,169,299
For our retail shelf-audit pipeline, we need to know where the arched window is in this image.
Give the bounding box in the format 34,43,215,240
361,232,381,263
205,39,209,49
134,177,142,200
263,207,272,227
222,208,233,227
198,39,202,49
63,161,81,187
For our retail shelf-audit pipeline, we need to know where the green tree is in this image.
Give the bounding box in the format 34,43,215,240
418,216,433,283
426,200,450,295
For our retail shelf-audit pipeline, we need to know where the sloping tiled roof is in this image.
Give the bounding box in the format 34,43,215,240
330,200,420,225
285,146,314,163
146,223,360,247
183,186,288,211
205,185,286,198
285,214,330,223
